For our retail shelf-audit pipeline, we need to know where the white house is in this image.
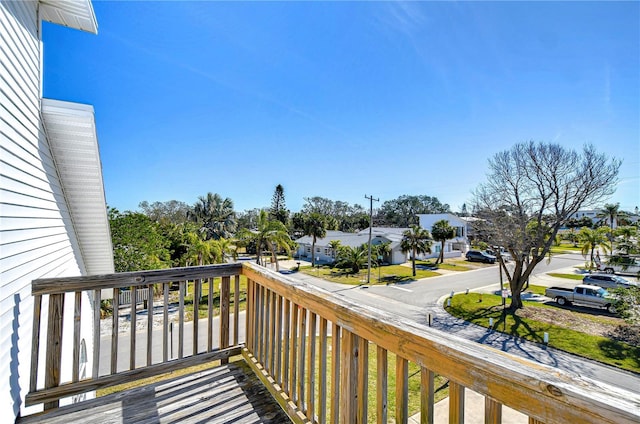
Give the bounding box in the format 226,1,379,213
295,228,409,265
0,1,113,420
417,213,470,259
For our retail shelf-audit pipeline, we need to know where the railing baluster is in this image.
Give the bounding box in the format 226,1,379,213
29,294,42,392
147,284,153,366
275,293,283,385
330,323,341,424
357,335,368,423
246,279,254,352
129,286,136,370
306,312,317,420
282,298,291,394
449,381,465,424
485,396,502,424
340,329,357,423
233,275,240,345
258,284,265,363
72,291,82,382
163,283,169,362
208,277,214,352
290,302,299,402
377,346,388,424
220,276,230,365
269,290,277,374
111,288,120,374
193,278,200,356
297,307,307,411
178,281,185,359
396,356,408,424
420,367,435,424
318,317,328,424
44,293,65,410
92,290,101,378
264,289,272,373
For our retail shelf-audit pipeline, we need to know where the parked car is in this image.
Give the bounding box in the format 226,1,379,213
545,284,616,313
465,250,496,264
597,255,640,276
486,247,512,262
582,273,636,289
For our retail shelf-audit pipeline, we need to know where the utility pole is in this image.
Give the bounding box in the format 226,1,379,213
365,194,379,284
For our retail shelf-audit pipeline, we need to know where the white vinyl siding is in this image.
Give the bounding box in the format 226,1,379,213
0,1,86,419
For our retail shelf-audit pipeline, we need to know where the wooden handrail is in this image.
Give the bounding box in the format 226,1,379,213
241,262,640,424
26,264,245,409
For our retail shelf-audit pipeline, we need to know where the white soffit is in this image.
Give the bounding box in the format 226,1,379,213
39,0,98,34
42,98,114,275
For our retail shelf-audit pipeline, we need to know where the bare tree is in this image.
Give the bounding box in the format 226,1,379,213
472,142,620,310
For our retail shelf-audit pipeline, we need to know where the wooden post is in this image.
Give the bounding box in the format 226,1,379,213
178,281,185,359
318,317,328,424
111,288,120,374
420,367,435,424
162,283,169,362
485,397,502,424
129,287,136,370
340,330,357,424
193,278,200,356
208,277,214,352
306,312,317,419
357,336,369,423
220,276,230,364
330,323,341,424
29,294,42,392
377,347,388,424
282,298,291,394
449,382,465,424
396,356,408,424
92,290,101,378
44,294,65,410
72,291,82,382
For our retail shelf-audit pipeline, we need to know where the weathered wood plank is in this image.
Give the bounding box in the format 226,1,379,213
208,277,214,352
110,288,120,374
92,290,100,379
275,293,283,385
32,263,243,295
297,307,307,411
289,302,299,402
147,285,153,366
193,278,200,356
396,356,408,424
72,291,81,382
330,322,340,424
29,294,42,392
163,283,169,362
449,382,465,424
234,275,240,345
340,329,357,424
282,298,291,394
485,396,502,424
21,359,289,424
25,346,242,407
357,335,369,424
318,317,328,424
241,264,640,424
420,367,435,424
44,294,64,410
129,287,136,370
178,281,185,359
306,312,317,420
220,276,231,365
377,346,388,424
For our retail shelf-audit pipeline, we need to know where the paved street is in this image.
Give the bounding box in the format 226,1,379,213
286,253,640,392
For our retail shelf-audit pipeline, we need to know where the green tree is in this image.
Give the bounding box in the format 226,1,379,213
377,195,450,227
598,203,621,230
304,213,327,267
335,244,368,274
190,192,237,240
431,220,456,264
269,184,289,225
238,210,292,271
472,142,620,310
328,240,342,260
400,225,432,277
139,200,190,225
109,208,171,272
614,226,639,255
578,226,611,269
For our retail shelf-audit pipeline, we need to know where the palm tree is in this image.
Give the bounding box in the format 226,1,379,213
373,241,392,264
304,213,327,267
578,226,611,269
431,219,456,265
243,210,292,271
400,225,432,277
328,240,342,261
335,244,368,274
190,192,237,240
598,203,620,241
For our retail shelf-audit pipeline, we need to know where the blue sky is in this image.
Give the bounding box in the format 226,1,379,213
43,1,639,214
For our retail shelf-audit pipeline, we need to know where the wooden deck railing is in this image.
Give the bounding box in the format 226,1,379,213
242,264,640,424
26,263,245,409
26,262,640,423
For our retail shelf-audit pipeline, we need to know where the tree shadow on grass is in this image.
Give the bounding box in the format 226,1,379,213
598,340,640,368
381,275,415,284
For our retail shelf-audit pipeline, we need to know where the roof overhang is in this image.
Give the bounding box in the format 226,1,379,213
42,98,114,275
39,0,98,34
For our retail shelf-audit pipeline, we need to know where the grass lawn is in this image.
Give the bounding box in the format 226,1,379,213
182,276,248,320
300,264,440,285
445,290,640,373
546,273,585,281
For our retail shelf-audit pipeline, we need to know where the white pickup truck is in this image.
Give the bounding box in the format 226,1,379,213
597,255,640,276
544,284,616,313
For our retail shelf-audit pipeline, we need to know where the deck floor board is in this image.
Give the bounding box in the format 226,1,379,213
18,361,290,424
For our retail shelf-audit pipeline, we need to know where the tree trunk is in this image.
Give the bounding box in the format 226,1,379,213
438,241,445,264
311,238,316,267
270,244,280,271
412,248,417,276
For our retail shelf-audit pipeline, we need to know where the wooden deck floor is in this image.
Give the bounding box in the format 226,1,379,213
18,361,291,424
